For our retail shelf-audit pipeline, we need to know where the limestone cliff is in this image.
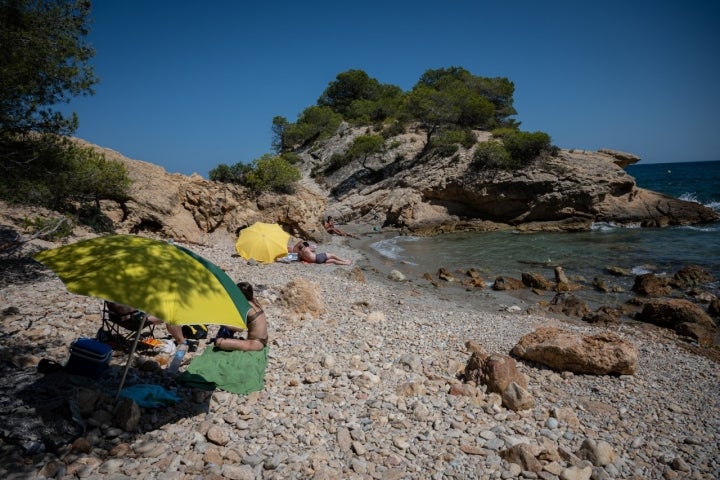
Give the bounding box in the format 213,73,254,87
299,126,718,234
68,129,717,244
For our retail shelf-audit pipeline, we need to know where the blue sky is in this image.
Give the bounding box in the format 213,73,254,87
64,0,720,177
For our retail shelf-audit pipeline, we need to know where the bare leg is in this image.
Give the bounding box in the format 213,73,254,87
147,315,186,345
325,254,352,265
165,324,186,345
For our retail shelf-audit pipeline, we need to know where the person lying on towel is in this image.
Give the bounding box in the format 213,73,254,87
294,241,352,265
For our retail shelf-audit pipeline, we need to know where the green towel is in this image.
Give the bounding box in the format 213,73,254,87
179,346,268,394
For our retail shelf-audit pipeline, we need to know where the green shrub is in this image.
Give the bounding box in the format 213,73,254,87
22,214,75,241
209,162,252,184
439,128,476,149
279,152,301,164
244,154,300,194
62,144,131,206
282,106,342,148
323,153,351,175
501,130,552,165
432,143,459,158
347,135,385,160
490,127,519,139
427,128,475,158
381,120,406,138
0,135,130,210
460,129,477,149
471,140,513,169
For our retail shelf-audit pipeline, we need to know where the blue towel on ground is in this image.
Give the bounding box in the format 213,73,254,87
119,384,180,408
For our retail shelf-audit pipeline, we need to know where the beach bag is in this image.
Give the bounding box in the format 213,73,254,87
182,324,208,340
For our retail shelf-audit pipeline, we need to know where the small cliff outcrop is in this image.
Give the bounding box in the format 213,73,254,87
73,140,327,244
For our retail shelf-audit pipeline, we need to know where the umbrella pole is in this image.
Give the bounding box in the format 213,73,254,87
115,314,147,400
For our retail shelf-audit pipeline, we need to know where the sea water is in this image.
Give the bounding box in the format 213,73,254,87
370,160,720,300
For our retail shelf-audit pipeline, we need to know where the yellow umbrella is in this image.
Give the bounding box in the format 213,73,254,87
33,235,251,396
235,222,291,264
34,235,249,328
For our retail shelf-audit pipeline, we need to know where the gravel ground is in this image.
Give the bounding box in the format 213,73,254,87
0,233,718,480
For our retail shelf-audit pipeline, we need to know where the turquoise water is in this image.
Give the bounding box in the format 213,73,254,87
370,160,720,300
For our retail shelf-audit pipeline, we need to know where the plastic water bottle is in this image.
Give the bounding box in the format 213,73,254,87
167,343,187,374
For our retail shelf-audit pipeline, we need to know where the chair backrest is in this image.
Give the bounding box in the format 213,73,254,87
104,301,147,331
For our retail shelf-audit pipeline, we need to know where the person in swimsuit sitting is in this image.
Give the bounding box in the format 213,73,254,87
214,282,268,351
323,216,357,238
295,241,352,265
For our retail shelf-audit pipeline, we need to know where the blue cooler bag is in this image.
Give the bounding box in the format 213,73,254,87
66,338,113,378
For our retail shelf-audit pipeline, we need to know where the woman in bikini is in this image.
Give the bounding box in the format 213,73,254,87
214,282,268,351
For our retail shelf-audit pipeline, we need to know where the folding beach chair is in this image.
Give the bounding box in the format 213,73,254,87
96,301,157,351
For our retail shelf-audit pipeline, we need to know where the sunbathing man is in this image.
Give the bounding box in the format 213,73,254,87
323,216,357,238
295,241,352,265
290,239,315,254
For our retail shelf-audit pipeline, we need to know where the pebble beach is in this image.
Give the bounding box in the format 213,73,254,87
1,232,719,480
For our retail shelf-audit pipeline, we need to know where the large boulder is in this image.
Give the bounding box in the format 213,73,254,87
464,352,527,394
709,298,720,318
635,299,716,329
671,265,713,289
464,351,533,411
278,278,327,320
511,327,638,375
631,273,672,297
597,149,640,168
548,293,591,318
502,382,535,411
492,276,524,291
675,322,715,347
501,443,543,473
522,272,552,290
